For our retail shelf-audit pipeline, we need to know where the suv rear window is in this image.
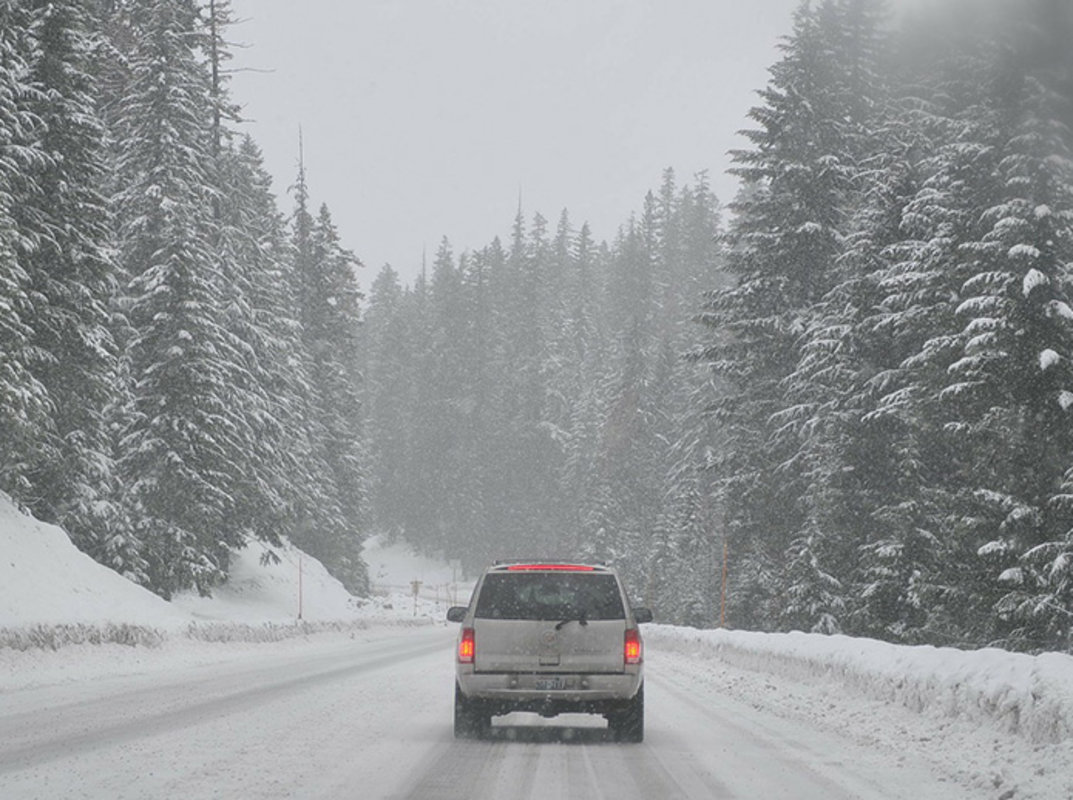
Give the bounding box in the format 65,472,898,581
474,573,625,621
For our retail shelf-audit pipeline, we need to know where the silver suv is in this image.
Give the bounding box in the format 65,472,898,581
445,562,653,742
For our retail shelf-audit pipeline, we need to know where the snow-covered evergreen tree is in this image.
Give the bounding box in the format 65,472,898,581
698,0,863,629
112,0,257,596
14,0,124,564
361,262,412,541
0,0,52,504
940,5,1073,651
290,163,368,594
214,134,319,550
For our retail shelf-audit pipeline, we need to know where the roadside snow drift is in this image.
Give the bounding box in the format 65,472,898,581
0,494,188,628
170,539,358,623
0,493,463,641
647,626,1073,745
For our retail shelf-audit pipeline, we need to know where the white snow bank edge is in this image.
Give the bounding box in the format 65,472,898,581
646,625,1073,745
0,616,432,653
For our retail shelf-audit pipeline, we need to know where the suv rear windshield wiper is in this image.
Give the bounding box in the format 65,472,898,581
554,610,588,630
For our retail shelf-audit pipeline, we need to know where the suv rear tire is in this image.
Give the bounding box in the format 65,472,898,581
454,684,490,739
608,684,644,743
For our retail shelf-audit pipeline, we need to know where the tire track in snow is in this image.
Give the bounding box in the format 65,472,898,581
395,716,732,800
0,637,445,772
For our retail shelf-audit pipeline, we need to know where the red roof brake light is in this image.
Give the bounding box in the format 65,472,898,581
458,627,475,663
505,564,596,571
624,628,642,665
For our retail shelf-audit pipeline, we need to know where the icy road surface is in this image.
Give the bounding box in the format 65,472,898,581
0,626,974,800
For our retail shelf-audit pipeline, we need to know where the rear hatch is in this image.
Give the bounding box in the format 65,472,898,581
471,569,626,674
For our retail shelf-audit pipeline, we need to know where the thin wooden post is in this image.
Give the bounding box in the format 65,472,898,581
720,536,728,628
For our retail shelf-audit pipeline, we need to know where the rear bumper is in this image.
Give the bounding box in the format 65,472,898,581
456,668,642,716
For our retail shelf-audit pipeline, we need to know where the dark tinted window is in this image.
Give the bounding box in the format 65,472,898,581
474,573,625,620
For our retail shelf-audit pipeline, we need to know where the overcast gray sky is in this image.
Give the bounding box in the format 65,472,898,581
227,0,802,288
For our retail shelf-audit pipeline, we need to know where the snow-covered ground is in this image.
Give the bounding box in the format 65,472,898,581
647,626,1073,799
0,496,189,629
0,491,468,635
2,495,1072,798
647,626,1073,745
0,490,469,686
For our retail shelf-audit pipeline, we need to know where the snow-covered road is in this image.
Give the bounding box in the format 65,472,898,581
0,625,979,800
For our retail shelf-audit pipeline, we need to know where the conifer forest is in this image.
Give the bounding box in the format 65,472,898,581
2,0,1072,654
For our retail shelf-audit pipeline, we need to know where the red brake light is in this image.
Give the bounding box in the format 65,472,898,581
458,627,475,663
505,564,595,571
624,628,642,665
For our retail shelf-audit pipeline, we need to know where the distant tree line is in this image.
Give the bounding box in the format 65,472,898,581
359,175,724,626
0,0,367,598
361,0,1073,653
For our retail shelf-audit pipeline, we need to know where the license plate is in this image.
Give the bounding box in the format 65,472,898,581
535,677,564,690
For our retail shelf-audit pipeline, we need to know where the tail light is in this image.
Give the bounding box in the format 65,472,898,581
458,627,475,663
624,628,642,665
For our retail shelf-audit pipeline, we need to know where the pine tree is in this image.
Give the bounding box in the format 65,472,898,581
651,176,725,626
0,0,51,503
455,246,502,566
841,32,984,643
942,4,1073,650
479,210,565,559
362,263,412,540
112,0,256,596
290,160,368,593
214,135,317,549
14,0,124,565
409,237,466,555
202,0,283,550
558,223,609,556
698,1,861,629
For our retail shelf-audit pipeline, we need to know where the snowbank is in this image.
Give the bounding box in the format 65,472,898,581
0,494,188,629
647,625,1073,744
171,539,360,623
0,493,463,649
